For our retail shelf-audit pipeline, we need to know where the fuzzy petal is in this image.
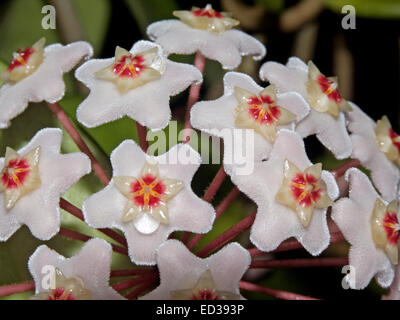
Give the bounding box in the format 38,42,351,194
331,168,395,289
147,20,266,70
231,129,336,255
83,141,215,265
0,128,91,241
28,238,124,300
141,240,250,300
76,41,201,131
347,102,399,201
0,41,93,128
260,57,352,159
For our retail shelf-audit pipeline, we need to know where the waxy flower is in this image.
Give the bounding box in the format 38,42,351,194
347,103,400,201
0,38,93,128
147,4,266,70
82,141,215,265
191,72,309,174
141,240,250,300
0,128,91,241
75,40,202,131
28,238,124,300
231,129,339,255
332,168,399,289
260,57,352,159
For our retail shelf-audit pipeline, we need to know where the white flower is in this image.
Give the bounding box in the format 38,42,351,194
0,38,93,128
347,103,400,201
28,238,124,300
140,240,250,300
260,57,352,159
190,71,309,175
75,40,202,131
332,168,399,289
82,140,215,265
146,4,266,70
0,128,91,241
231,129,339,255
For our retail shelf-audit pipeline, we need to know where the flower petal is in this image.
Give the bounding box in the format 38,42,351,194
331,168,395,289
28,238,124,300
147,20,265,70
141,240,249,299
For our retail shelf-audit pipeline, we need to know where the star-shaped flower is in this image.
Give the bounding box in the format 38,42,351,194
82,141,215,265
347,103,400,201
230,129,339,255
0,38,93,128
0,128,91,241
140,240,250,300
28,238,124,300
190,72,309,174
75,40,202,131
260,57,352,159
332,168,398,289
146,4,266,70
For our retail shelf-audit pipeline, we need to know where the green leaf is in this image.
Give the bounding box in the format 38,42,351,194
124,0,179,36
72,0,111,55
323,0,400,19
255,0,284,13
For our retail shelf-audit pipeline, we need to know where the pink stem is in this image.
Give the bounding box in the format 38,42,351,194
125,278,158,300
47,102,110,186
196,212,257,258
182,51,206,143
202,166,227,203
187,187,240,251
59,227,128,256
60,198,127,247
239,281,319,300
250,257,348,269
112,272,157,292
110,268,156,277
331,159,361,179
0,281,35,297
136,121,149,152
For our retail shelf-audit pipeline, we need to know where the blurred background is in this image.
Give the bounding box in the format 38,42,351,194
0,0,399,299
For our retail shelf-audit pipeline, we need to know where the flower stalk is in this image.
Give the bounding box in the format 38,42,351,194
47,102,110,186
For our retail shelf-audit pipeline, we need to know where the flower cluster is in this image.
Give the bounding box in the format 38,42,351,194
0,4,399,300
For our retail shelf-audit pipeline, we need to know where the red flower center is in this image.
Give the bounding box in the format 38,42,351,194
383,211,400,246
317,75,342,103
47,287,75,300
290,173,322,207
191,289,219,300
1,158,30,190
389,128,400,154
192,8,223,18
131,174,166,208
247,95,281,125
7,47,35,72
113,54,145,78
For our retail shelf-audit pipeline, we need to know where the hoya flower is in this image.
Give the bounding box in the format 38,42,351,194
332,168,399,289
146,4,266,70
0,128,91,241
191,71,309,174
231,129,339,255
141,240,250,300
0,38,93,128
260,57,352,159
347,103,400,201
28,238,124,300
82,140,215,265
75,40,202,131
